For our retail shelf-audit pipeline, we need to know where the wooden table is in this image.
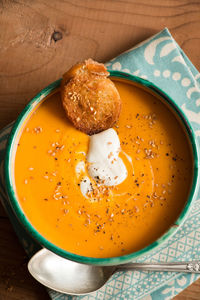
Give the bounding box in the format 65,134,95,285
0,1,200,299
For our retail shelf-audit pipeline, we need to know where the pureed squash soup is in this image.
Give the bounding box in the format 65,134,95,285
14,78,193,258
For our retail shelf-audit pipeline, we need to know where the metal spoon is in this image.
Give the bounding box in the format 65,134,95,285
28,248,200,295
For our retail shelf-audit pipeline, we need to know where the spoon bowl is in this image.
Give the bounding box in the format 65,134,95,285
28,249,115,295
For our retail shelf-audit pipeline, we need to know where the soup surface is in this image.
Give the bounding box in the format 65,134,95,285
14,79,193,258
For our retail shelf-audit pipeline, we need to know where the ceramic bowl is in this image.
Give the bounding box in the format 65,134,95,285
4,71,199,265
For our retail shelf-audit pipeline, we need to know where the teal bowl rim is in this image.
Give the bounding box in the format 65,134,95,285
4,70,199,266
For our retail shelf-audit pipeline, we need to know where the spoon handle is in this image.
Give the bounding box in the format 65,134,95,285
117,261,200,273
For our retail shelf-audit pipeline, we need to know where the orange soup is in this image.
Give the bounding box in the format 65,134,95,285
14,79,193,258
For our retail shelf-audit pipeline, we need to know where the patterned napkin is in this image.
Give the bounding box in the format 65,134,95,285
0,28,200,300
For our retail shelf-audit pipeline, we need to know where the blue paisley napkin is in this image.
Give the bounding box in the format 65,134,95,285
0,28,200,300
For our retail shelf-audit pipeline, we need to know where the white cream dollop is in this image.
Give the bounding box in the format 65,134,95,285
87,128,127,186
80,176,92,198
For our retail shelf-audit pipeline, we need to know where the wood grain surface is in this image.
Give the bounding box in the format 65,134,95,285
0,0,200,299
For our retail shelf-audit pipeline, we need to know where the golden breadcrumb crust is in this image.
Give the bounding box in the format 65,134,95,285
61,59,121,135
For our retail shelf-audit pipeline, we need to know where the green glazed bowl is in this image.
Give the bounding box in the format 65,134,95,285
4,71,199,266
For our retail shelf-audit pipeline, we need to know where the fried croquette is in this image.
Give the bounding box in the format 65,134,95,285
61,59,121,135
